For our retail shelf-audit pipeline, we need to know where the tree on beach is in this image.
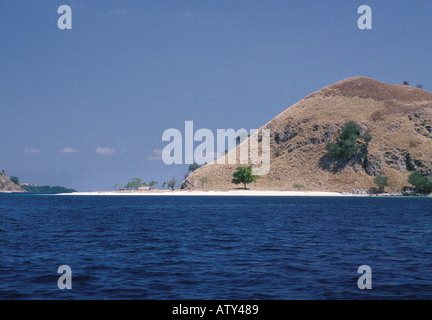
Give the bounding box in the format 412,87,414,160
232,166,259,189
113,184,124,191
125,177,146,190
162,177,177,190
149,181,157,189
167,177,177,190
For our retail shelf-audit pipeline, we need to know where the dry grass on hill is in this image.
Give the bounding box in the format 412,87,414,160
184,77,432,193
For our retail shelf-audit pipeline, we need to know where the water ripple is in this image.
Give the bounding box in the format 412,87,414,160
0,194,431,299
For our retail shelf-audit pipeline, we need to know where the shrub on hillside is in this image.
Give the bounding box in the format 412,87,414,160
408,171,432,193
373,174,389,192
326,121,372,159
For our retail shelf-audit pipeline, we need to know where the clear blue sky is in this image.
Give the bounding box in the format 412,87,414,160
1,0,431,191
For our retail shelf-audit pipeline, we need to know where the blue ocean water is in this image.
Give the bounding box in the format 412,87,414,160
0,194,431,300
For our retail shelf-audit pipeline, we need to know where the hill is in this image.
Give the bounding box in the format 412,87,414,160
183,77,432,193
0,172,25,192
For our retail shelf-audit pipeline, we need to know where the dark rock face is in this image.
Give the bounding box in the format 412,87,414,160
274,129,297,145
363,154,383,175
381,148,432,173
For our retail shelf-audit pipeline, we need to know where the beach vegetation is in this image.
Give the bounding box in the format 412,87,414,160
125,177,145,190
293,183,305,191
149,181,157,189
408,171,432,193
163,177,177,190
232,166,259,189
113,183,123,191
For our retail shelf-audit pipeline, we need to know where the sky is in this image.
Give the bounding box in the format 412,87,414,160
1,0,432,191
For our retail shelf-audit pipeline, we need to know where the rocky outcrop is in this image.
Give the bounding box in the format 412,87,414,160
0,173,25,192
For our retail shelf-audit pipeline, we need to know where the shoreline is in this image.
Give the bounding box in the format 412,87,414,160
56,190,429,197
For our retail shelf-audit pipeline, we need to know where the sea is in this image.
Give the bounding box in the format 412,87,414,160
0,194,431,300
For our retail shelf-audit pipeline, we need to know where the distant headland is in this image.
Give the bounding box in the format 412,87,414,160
0,171,76,194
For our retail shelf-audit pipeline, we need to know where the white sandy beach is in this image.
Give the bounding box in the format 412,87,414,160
59,190,353,197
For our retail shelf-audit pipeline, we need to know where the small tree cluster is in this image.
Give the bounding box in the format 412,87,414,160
402,81,424,89
125,178,146,190
408,171,432,193
10,176,20,185
162,177,177,190
293,183,305,191
184,162,202,180
326,121,371,158
118,178,157,190
373,174,389,192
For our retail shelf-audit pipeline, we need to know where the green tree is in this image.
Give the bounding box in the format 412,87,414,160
339,139,359,158
339,121,361,141
125,177,144,190
408,171,432,192
149,181,157,189
113,184,124,191
188,163,201,173
362,133,372,143
326,142,341,157
326,121,371,158
184,163,202,180
232,166,259,189
167,177,176,190
373,174,389,192
10,176,20,185
163,177,177,190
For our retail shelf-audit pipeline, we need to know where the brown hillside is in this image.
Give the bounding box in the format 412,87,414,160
184,77,432,193
0,172,25,192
